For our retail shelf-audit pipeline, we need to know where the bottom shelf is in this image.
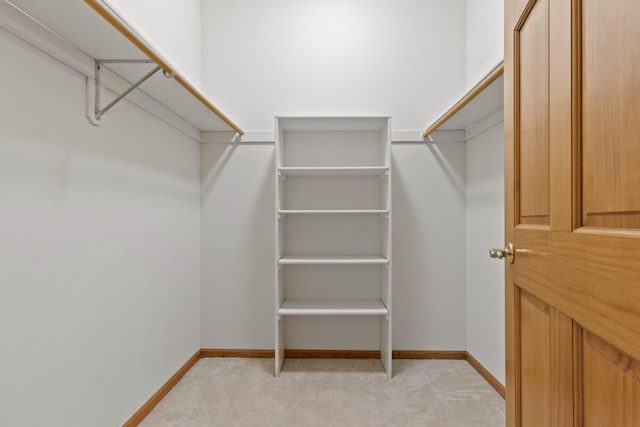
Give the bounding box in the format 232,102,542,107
278,300,389,316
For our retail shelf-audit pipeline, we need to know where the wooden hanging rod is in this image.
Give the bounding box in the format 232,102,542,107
84,0,245,136
422,62,504,139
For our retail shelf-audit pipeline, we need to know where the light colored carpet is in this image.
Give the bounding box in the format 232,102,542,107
139,358,505,427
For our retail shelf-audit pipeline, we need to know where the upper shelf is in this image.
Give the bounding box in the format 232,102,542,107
422,63,504,139
7,0,244,134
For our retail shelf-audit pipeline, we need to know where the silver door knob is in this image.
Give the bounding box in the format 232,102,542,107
489,243,515,264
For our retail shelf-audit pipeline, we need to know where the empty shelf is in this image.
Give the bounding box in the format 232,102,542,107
422,62,503,139
279,166,389,177
279,300,388,316
279,256,388,265
5,0,244,133
279,209,388,215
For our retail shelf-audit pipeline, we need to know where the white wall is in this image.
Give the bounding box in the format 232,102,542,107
393,143,467,349
107,0,202,87
200,143,275,348
465,123,505,385
201,0,466,132
199,0,468,351
465,0,504,88
464,0,505,386
200,141,467,350
0,28,201,427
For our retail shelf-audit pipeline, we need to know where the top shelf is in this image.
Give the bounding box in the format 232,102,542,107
277,116,390,132
7,0,244,134
422,62,504,139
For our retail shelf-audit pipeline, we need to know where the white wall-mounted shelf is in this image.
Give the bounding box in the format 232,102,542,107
279,256,389,265
279,300,388,316
6,0,244,134
278,209,389,215
279,167,389,177
422,62,504,140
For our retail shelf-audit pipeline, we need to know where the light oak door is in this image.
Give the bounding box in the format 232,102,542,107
504,0,640,425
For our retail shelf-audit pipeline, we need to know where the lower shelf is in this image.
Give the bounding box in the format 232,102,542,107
278,300,389,316
278,255,388,265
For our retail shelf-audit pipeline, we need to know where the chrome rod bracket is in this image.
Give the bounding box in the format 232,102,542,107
94,59,161,121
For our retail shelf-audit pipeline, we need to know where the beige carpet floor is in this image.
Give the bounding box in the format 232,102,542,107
139,358,505,427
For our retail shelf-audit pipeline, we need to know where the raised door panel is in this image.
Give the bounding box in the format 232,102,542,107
518,290,574,427
520,290,551,426
581,0,640,230
583,331,640,426
516,0,551,226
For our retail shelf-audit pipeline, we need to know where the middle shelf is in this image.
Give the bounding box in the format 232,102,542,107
279,255,389,265
279,166,389,177
279,300,389,316
278,209,389,215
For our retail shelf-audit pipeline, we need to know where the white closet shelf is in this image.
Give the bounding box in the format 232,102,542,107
278,300,389,316
5,0,244,134
422,62,504,140
278,209,389,215
278,166,389,177
85,0,244,133
279,256,389,265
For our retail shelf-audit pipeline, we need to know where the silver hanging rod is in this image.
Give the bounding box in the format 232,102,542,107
94,59,170,121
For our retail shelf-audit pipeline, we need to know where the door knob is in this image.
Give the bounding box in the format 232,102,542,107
489,242,515,264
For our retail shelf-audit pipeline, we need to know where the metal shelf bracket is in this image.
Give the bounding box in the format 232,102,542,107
93,59,167,121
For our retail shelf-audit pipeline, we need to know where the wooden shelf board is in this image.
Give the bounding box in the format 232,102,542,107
423,63,504,139
278,209,388,215
278,300,389,316
9,0,244,134
279,256,388,265
279,166,389,177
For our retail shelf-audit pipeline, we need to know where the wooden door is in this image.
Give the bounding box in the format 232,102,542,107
504,0,640,425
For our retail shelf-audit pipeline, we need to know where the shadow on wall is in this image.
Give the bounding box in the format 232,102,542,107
200,142,276,347
391,142,466,350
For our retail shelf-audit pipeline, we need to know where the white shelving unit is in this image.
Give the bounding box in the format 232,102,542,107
275,116,392,378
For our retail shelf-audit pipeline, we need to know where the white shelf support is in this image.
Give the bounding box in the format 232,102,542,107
93,59,166,122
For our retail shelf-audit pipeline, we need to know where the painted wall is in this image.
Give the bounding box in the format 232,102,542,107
201,0,466,132
107,0,202,87
465,122,505,385
463,0,506,386
200,142,275,348
465,0,504,88
200,141,467,350
199,0,468,350
0,28,201,426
